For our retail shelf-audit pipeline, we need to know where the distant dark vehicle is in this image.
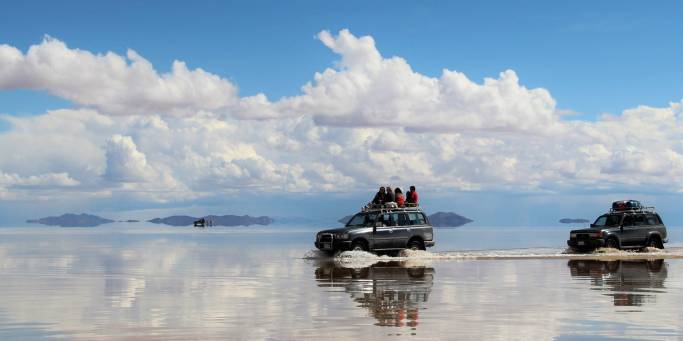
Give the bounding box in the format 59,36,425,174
567,200,667,252
315,204,435,255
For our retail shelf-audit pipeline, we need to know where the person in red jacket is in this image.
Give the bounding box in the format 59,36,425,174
406,185,419,205
395,187,405,207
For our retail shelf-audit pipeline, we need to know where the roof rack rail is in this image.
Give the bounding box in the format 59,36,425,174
609,206,657,214
361,202,421,213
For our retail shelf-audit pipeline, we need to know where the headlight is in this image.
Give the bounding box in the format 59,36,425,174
570,233,577,239
335,232,349,239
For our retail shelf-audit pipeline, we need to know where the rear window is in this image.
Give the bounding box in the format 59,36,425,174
646,214,662,225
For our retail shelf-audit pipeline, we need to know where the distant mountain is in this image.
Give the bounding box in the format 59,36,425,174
428,212,473,228
148,214,274,227
337,211,473,228
27,213,114,227
559,218,590,224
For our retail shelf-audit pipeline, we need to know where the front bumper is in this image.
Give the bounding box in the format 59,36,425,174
315,239,352,251
567,238,605,249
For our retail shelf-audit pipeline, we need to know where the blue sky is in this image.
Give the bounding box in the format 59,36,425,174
2,1,682,118
1,1,683,225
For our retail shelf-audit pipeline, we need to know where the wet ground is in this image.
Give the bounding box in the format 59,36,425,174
1,224,682,340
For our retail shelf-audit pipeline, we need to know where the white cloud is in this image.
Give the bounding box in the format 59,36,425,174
0,37,238,116
0,172,79,187
104,135,157,183
1,30,683,206
243,29,560,134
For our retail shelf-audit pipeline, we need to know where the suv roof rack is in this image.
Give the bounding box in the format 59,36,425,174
361,203,422,213
608,206,657,214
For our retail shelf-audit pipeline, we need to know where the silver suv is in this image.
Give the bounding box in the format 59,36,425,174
315,205,435,255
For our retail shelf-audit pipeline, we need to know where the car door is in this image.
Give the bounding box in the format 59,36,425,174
633,214,649,246
391,213,412,249
619,215,640,246
373,213,396,250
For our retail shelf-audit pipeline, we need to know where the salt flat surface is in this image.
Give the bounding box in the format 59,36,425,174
0,225,682,340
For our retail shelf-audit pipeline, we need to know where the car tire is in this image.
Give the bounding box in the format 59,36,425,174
407,239,426,251
350,240,368,252
606,237,620,250
647,236,664,249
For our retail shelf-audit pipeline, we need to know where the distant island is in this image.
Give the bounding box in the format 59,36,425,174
428,212,473,227
559,218,590,224
27,213,114,227
27,213,273,228
338,211,473,228
148,215,274,227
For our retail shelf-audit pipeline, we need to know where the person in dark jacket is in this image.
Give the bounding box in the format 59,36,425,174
406,185,419,205
395,187,405,207
385,186,395,203
372,186,386,204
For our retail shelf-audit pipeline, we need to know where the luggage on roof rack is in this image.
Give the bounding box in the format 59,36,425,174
611,200,642,212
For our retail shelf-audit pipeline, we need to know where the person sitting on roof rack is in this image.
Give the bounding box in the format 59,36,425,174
372,186,386,205
385,186,396,204
406,185,419,206
395,187,405,207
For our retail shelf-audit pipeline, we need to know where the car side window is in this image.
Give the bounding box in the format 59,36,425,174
398,213,410,226
365,213,378,226
406,212,427,225
380,213,399,227
634,215,646,225
622,215,634,226
408,213,418,225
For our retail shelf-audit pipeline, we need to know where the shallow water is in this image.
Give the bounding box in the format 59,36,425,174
1,224,682,340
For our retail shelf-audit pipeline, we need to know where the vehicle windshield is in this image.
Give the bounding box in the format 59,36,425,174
346,213,378,227
593,214,621,227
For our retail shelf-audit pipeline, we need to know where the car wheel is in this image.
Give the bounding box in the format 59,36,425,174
647,236,664,249
350,240,368,252
408,239,425,251
606,237,619,250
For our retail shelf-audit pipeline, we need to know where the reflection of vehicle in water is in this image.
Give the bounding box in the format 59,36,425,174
568,259,667,306
567,200,668,251
315,261,434,327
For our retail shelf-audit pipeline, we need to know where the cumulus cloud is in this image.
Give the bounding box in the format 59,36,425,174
0,172,79,187
1,30,683,205
0,37,238,116
104,135,157,183
243,29,560,134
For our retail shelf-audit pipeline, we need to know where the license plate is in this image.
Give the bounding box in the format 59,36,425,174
322,243,331,249
578,241,585,246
